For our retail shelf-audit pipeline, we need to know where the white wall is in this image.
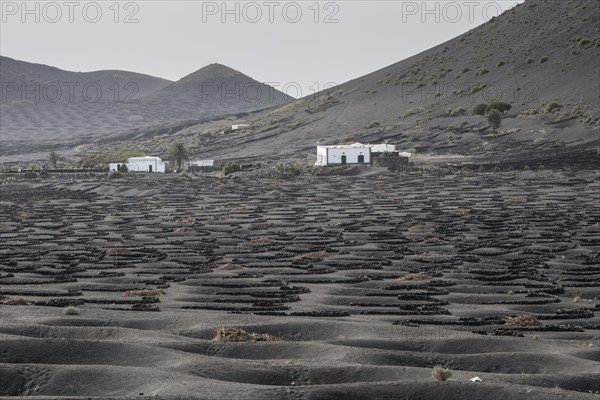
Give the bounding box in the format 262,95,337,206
126,157,166,173
327,147,371,165
316,147,329,166
370,144,396,153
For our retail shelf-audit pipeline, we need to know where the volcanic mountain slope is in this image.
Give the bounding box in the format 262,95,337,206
0,56,172,99
119,0,598,164
139,64,294,121
0,58,292,157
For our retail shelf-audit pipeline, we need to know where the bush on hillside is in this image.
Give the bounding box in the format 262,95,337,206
222,161,241,176
545,101,562,114
447,107,467,117
487,102,512,113
473,103,488,116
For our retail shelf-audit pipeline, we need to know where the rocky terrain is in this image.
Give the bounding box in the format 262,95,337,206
0,168,599,399
0,1,599,398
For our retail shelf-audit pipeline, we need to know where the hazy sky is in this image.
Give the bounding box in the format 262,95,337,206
1,1,523,97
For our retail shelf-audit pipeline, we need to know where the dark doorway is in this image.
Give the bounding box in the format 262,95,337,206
341,155,347,164
358,155,365,163
148,165,153,173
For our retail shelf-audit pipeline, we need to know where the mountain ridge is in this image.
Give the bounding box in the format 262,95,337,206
0,56,292,158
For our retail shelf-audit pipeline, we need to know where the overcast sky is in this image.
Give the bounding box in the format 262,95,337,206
1,1,523,98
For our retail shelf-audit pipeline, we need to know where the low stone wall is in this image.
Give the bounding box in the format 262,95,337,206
373,156,410,169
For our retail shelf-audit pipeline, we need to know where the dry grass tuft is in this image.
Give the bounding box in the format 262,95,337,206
453,208,470,216
123,289,165,297
399,273,431,281
423,236,446,245
63,306,80,315
504,314,541,326
432,365,452,381
248,237,275,245
409,223,430,231
0,296,29,305
214,263,245,271
297,251,328,260
175,217,196,225
107,247,129,255
211,327,278,342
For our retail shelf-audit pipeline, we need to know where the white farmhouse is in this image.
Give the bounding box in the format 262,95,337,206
109,156,166,173
316,143,372,166
315,143,411,166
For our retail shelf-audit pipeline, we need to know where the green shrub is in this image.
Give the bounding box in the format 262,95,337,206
595,39,600,48
571,105,584,116
526,58,534,64
487,102,512,113
473,103,488,116
23,171,38,179
117,163,128,173
540,56,549,63
577,38,591,48
272,162,304,179
475,68,489,76
366,121,381,129
222,161,241,176
108,172,121,180
402,108,428,117
545,101,562,113
497,61,506,67
78,149,145,169
468,84,487,95
447,107,467,117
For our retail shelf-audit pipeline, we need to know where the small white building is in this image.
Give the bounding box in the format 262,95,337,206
109,157,166,173
189,160,215,168
316,143,372,166
316,143,411,166
188,160,215,172
369,143,397,154
231,124,250,131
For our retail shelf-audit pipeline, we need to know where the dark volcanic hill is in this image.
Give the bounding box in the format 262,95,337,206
0,58,292,158
138,63,293,122
0,56,172,99
134,0,598,165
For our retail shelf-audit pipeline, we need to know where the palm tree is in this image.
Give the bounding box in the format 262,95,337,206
48,151,60,169
169,142,189,172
